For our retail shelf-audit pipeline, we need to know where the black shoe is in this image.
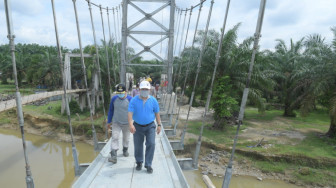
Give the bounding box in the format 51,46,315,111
108,150,117,164
145,166,153,174
136,162,142,171
123,147,129,157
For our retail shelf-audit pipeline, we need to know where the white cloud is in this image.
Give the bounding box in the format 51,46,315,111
1,0,44,16
0,0,336,58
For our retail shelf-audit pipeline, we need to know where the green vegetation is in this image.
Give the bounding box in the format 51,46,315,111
0,84,41,95
211,76,239,129
21,101,106,137
2,24,336,137
69,100,81,114
187,120,244,144
244,108,283,121
186,108,336,187
253,161,292,174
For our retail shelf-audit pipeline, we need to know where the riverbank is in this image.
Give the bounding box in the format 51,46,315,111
176,106,336,188
1,101,335,187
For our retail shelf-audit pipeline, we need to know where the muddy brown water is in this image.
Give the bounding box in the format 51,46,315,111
0,128,300,188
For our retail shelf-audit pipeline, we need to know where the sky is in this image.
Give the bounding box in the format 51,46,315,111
0,0,336,60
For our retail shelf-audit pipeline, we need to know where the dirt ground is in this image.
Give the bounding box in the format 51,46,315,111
0,114,95,145
175,105,329,188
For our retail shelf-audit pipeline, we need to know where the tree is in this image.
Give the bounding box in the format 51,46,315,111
269,38,305,117
212,76,239,129
0,47,11,84
301,29,336,138
177,24,272,128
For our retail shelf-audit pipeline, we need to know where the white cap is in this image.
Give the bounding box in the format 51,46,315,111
140,81,151,89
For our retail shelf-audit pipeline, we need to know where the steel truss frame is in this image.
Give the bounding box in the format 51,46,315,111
121,0,175,93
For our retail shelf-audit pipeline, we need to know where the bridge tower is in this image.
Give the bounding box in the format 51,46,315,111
120,0,175,94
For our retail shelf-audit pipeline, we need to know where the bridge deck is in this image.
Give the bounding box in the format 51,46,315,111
72,129,189,188
0,89,86,113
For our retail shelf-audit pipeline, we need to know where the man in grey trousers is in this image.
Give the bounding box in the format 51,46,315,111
107,84,132,164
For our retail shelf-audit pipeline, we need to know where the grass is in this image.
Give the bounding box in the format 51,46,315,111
187,120,245,145
185,107,336,187
253,160,293,174
241,107,335,159
293,167,336,187
244,108,283,121
271,134,336,159
0,110,13,124
186,108,335,159
0,84,44,95
253,161,336,187
22,101,107,134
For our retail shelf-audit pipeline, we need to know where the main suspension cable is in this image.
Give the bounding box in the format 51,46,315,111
175,0,207,12
84,0,120,10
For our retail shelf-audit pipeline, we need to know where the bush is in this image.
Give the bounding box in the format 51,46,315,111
69,100,81,114
211,76,239,129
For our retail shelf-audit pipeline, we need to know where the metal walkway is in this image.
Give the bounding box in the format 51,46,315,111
0,89,86,113
72,126,189,188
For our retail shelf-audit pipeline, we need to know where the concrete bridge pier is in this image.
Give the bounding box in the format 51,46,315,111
61,94,72,114
78,92,86,112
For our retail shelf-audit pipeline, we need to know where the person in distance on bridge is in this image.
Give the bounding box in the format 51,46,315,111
107,83,132,164
146,77,157,98
132,82,140,97
128,80,162,174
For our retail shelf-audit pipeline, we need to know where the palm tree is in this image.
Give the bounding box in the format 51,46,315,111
0,50,11,84
269,38,305,117
302,29,336,138
178,24,273,128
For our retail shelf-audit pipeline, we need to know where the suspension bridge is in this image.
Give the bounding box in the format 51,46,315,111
1,0,267,187
0,89,86,113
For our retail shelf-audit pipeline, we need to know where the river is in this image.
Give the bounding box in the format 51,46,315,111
0,128,300,188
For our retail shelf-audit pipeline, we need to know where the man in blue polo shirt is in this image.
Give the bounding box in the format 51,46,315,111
128,80,162,174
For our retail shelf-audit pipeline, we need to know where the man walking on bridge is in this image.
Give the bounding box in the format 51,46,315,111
128,80,162,174
107,84,132,164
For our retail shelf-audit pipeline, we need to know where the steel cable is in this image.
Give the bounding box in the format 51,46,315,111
4,0,35,186
107,8,118,84
72,0,99,151
87,1,109,140
51,0,81,176
180,0,214,147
